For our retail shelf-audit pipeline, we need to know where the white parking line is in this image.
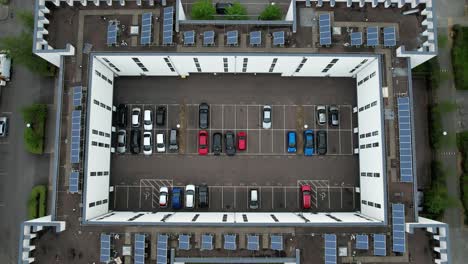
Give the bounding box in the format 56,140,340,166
259,106,262,153
350,105,354,153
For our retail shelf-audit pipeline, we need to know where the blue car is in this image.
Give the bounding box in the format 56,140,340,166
304,130,315,156
287,131,297,153
172,187,183,209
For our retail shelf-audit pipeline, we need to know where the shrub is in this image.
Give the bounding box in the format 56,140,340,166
456,132,468,224
412,57,440,90
226,2,247,20
0,0,9,5
191,0,216,20
259,4,282,20
429,105,443,150
28,185,47,219
21,104,47,154
452,25,468,90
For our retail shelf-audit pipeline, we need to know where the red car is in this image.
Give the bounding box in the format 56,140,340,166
237,131,247,151
301,185,312,209
198,130,209,155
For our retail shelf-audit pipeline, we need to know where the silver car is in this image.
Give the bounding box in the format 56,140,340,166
0,116,7,137
117,129,126,153
317,105,326,125
262,105,272,129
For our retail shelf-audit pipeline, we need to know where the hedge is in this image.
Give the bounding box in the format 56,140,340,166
452,25,468,90
456,132,468,224
28,185,47,219
21,104,47,154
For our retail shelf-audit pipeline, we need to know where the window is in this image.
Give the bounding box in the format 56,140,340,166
89,202,96,208
358,107,364,112
371,101,378,107
366,172,373,177
370,71,376,78
90,172,97,176
372,131,379,136
269,58,278,73
374,173,380,178
97,172,103,176
100,102,105,108
367,201,374,207
375,203,381,208
92,141,98,146
106,105,111,111
365,104,370,109
242,58,248,73
361,172,366,176
107,79,113,85
93,99,99,105
366,132,371,137
359,134,365,139
223,58,228,72
98,142,104,147
330,58,339,64
164,57,175,72
92,129,98,135
361,200,367,205
103,199,108,204
193,58,202,72
104,171,109,176
96,200,102,205
95,70,101,77
366,143,372,148
104,144,110,148
360,144,365,149
295,58,307,73
105,133,110,138
373,142,379,147
99,131,104,136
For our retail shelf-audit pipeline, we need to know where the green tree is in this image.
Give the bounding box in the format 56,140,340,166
226,2,247,20
259,4,282,20
191,0,216,20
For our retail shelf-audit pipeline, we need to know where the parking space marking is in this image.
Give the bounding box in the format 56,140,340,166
350,105,354,153
283,105,286,153
259,106,262,153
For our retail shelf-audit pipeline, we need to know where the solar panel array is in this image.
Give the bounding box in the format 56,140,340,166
226,30,238,46
270,235,283,251
355,234,368,250
201,234,213,250
250,31,261,46
107,22,118,46
324,234,337,264
273,31,285,46
319,13,331,46
69,171,79,193
70,110,81,164
392,203,406,253
383,26,396,47
178,234,190,250
224,234,236,250
73,86,82,107
247,235,259,251
162,7,174,45
373,234,386,256
397,97,413,183
100,234,111,263
350,32,362,46
367,27,379,47
157,234,168,264
134,234,146,264
203,31,215,46
184,31,195,45
141,13,152,45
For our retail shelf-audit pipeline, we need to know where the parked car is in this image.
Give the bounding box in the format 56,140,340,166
130,129,141,154
117,104,127,128
143,109,153,130
172,187,183,209
168,129,179,152
328,105,339,126
262,105,272,129
116,129,127,154
249,188,259,209
317,105,326,125
303,130,315,156
199,103,209,129
156,132,166,153
225,131,236,156
132,107,141,128
159,187,169,208
301,185,312,209
143,131,152,155
198,130,209,155
212,132,222,155
0,116,8,137
287,131,297,153
215,2,232,14
185,184,196,209
316,130,327,155
156,106,166,126
198,184,209,208
237,131,247,151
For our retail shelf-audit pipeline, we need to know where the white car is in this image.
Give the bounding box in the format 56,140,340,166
132,107,141,128
185,184,196,209
156,132,166,153
262,105,272,129
116,129,126,154
159,187,169,208
143,109,153,130
317,105,326,125
143,131,152,155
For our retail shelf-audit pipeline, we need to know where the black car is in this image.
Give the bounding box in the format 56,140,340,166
198,184,209,208
224,131,236,156
215,2,232,14
199,103,209,129
212,132,222,155
130,129,141,154
156,106,166,126
117,104,128,128
316,130,327,155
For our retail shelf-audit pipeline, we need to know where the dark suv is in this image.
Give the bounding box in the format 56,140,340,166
117,104,127,128
316,130,327,155
199,103,210,129
212,132,222,155
130,129,141,154
156,106,166,126
225,131,236,156
198,184,209,208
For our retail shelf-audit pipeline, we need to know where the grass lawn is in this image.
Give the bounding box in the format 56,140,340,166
28,185,47,219
452,25,468,90
457,132,468,224
21,104,47,154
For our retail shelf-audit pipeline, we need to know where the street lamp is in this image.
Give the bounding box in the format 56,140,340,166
304,124,308,129
26,123,31,128
443,131,448,136
176,124,180,129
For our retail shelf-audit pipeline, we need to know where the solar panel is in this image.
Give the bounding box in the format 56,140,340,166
273,31,285,46
373,234,386,256
184,31,195,45
324,234,337,264
270,235,283,251
69,171,79,193
141,12,152,45
100,234,111,262
224,234,236,250
383,26,396,47
203,31,215,46
157,234,168,264
73,86,82,107
226,30,238,46
250,31,261,46
350,32,362,46
70,110,81,163
319,13,331,46
162,7,174,45
397,97,413,183
134,234,146,264
367,26,379,47
392,203,406,253
355,234,368,250
201,234,213,250
247,235,259,251
107,22,118,46
178,234,190,250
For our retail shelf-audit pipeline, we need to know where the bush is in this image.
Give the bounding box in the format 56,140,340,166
21,104,47,154
429,105,443,150
456,132,468,224
0,0,9,5
452,25,468,90
226,2,247,20
412,57,441,90
191,0,216,20
259,4,283,20
28,185,47,219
